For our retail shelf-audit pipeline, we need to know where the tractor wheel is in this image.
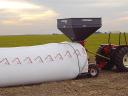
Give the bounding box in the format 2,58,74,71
114,47,128,72
88,64,99,77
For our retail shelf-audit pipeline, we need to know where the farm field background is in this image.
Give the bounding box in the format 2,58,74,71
0,33,127,60
0,33,128,96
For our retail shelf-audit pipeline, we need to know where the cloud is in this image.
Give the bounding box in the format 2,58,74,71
118,16,128,22
19,10,58,22
0,0,41,9
0,0,59,25
0,0,127,35
86,0,127,8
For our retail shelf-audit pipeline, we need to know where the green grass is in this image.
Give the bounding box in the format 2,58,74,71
0,33,127,60
0,34,69,47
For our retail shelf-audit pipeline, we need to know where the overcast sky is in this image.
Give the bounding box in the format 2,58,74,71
0,0,127,35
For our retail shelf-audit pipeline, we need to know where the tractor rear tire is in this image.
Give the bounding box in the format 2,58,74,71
88,64,99,77
114,47,128,72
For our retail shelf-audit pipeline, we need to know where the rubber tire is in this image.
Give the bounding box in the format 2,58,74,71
96,46,114,70
113,46,128,72
88,64,99,77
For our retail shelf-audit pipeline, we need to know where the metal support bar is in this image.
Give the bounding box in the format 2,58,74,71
86,49,110,61
108,32,111,45
124,32,128,45
119,32,121,45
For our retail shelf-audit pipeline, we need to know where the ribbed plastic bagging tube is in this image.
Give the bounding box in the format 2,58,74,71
0,42,88,87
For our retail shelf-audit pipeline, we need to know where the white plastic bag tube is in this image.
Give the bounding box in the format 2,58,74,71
0,42,88,87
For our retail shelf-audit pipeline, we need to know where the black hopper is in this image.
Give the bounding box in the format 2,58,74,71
57,18,102,41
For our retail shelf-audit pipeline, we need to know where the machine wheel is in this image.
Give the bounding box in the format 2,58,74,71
88,64,99,77
114,47,128,72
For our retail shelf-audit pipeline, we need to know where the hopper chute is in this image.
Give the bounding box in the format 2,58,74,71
57,18,102,41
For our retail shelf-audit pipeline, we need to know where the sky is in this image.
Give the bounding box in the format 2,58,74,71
0,0,127,35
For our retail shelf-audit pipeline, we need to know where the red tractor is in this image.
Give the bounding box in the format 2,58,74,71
96,33,128,72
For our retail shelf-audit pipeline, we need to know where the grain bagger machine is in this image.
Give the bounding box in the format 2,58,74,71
57,18,128,72
57,18,102,76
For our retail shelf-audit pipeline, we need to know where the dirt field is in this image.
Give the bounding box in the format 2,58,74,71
0,71,128,96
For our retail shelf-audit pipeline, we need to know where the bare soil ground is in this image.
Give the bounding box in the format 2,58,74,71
0,71,128,96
